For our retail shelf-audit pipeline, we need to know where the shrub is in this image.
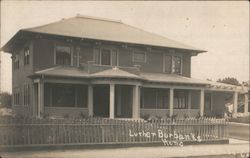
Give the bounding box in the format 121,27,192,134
141,113,150,120
63,113,70,119
0,92,11,108
79,112,87,119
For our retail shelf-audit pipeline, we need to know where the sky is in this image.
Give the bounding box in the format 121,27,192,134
0,1,249,93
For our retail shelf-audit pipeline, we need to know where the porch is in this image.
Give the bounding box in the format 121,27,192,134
32,78,247,119
29,66,248,119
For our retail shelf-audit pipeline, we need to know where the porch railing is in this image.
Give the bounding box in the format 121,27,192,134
0,117,228,147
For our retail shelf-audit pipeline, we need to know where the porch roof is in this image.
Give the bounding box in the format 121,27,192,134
34,66,89,78
140,72,209,85
34,66,142,79
90,67,141,79
31,66,247,93
34,66,209,85
33,66,246,92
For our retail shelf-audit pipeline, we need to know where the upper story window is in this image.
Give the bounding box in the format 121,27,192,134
13,55,19,70
164,55,182,74
94,48,118,66
55,45,72,66
24,47,30,65
172,56,181,74
101,49,111,65
133,52,146,63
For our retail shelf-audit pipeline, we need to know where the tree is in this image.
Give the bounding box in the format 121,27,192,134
0,92,12,108
217,77,240,86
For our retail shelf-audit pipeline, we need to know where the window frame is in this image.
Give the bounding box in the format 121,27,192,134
140,88,169,110
100,48,112,66
174,90,188,109
93,47,119,66
172,55,182,74
23,84,30,106
13,55,19,70
24,47,30,65
45,83,88,108
54,44,73,66
205,92,213,111
13,87,21,106
163,54,182,75
132,51,147,63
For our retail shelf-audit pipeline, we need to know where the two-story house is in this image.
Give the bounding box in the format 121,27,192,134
1,15,248,118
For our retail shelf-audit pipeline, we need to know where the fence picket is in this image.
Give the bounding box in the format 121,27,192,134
0,117,228,147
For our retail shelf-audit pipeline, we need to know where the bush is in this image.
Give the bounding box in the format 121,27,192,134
229,115,250,124
0,92,11,108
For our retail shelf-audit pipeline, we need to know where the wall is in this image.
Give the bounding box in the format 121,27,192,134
12,40,34,117
182,54,191,77
13,35,193,117
33,37,192,76
33,38,55,71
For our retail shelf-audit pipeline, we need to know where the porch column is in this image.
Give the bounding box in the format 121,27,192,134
188,90,192,116
88,85,93,116
244,93,249,113
132,85,140,119
37,80,44,118
200,89,205,117
169,88,174,117
117,86,122,116
109,84,115,119
33,83,38,117
233,91,238,116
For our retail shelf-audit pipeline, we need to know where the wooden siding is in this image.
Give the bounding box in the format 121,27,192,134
12,40,34,116
32,37,192,76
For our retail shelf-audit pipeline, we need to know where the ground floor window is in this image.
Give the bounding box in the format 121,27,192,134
141,88,169,109
23,84,30,106
174,90,188,109
13,88,21,105
44,83,87,108
205,93,212,111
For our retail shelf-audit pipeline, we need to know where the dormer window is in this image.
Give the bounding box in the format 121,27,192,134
24,47,30,65
55,45,72,66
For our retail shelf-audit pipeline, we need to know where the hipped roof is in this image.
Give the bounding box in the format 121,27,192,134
1,15,206,53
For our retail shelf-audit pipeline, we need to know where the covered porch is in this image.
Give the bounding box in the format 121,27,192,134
31,67,248,119
33,79,246,119
33,77,141,119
